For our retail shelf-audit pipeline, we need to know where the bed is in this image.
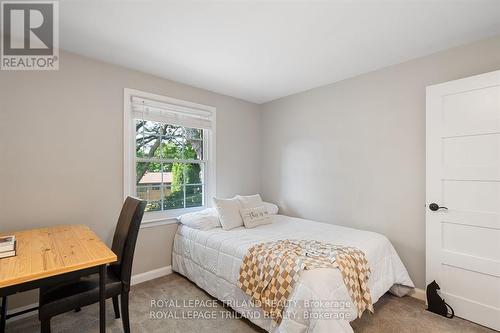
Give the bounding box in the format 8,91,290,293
172,214,414,333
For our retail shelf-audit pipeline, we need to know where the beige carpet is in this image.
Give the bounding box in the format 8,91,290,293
6,273,495,333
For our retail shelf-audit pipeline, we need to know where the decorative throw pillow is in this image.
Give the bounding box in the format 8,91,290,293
178,208,221,230
236,194,263,209
240,205,272,228
262,201,279,215
213,197,244,230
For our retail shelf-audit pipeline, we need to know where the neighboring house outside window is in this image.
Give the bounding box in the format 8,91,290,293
124,89,216,224
136,171,173,205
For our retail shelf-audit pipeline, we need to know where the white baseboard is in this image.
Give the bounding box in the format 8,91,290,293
409,287,426,301
131,265,172,286
7,266,173,323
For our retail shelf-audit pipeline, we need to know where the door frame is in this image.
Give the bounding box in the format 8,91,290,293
426,69,500,287
426,70,500,330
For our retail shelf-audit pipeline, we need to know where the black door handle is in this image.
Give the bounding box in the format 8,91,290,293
429,203,448,211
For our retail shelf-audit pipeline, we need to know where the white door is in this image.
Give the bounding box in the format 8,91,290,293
426,70,500,330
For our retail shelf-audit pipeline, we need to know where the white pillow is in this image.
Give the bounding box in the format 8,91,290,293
236,194,263,209
178,208,220,230
213,197,244,230
263,201,279,215
240,205,272,228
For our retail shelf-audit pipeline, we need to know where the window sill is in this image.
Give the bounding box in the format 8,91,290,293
140,218,179,229
139,206,207,229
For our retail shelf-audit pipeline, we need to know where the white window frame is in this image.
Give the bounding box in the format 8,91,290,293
124,88,216,226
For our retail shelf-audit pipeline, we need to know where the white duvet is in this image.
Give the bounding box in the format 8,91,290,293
172,214,414,333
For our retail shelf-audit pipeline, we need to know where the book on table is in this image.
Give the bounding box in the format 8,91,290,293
0,235,16,258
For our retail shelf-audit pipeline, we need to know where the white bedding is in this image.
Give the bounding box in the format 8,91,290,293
172,214,414,333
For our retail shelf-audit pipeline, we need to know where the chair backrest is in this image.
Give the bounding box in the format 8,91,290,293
110,196,146,290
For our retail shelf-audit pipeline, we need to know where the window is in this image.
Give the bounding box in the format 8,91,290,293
124,89,216,223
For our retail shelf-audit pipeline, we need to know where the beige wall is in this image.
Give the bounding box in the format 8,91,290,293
260,35,500,289
0,51,261,308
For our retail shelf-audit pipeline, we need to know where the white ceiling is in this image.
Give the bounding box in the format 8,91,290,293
60,0,500,104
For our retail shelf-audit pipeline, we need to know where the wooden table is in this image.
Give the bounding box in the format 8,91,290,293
0,225,117,333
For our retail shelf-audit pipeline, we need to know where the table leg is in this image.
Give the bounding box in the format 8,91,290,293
0,296,7,333
99,265,106,333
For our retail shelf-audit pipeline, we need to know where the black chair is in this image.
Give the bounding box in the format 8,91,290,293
38,197,146,333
